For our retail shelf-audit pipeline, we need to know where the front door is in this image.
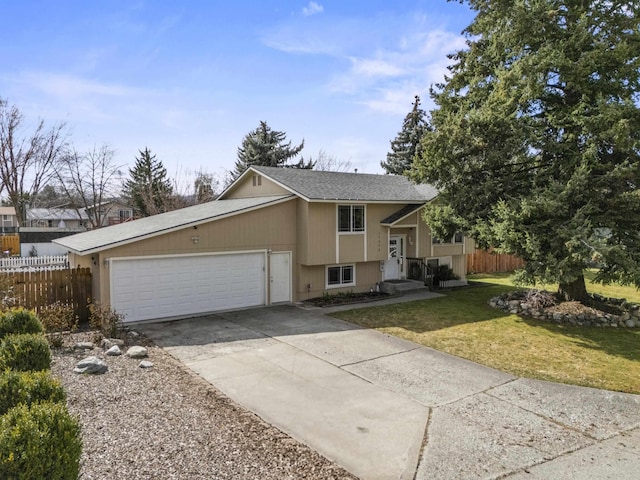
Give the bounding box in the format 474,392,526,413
270,252,291,304
384,235,405,280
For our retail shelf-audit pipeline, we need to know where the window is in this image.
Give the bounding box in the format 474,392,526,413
427,259,439,270
327,265,355,287
252,175,262,186
433,233,464,244
338,205,365,232
119,209,132,221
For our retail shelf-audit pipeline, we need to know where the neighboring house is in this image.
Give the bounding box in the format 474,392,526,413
0,207,18,234
85,200,135,228
22,208,89,256
54,166,474,323
25,208,89,230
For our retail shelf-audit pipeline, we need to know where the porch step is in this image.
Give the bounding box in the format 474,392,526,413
379,279,428,296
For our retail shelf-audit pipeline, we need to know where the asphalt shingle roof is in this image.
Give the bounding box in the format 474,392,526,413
250,166,439,202
380,204,424,225
54,195,293,255
27,208,88,221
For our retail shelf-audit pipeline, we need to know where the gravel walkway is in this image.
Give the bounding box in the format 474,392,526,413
51,333,356,480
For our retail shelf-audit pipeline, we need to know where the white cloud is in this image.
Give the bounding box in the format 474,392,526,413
302,2,323,17
350,57,406,78
263,11,467,116
19,72,139,99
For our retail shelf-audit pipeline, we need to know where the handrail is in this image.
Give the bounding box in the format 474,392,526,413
406,257,434,290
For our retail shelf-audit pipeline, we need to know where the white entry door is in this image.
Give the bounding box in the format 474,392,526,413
269,252,291,303
384,235,405,280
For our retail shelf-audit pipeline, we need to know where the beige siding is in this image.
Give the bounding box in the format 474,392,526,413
367,204,399,262
338,234,365,263
223,174,290,198
451,254,468,280
433,244,464,257
395,211,419,227
301,203,336,265
296,261,382,301
96,201,297,306
296,199,310,264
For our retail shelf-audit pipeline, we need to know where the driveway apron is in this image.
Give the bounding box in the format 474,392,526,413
141,301,640,480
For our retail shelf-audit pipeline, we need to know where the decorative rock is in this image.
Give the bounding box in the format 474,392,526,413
139,360,154,369
73,356,108,374
126,346,148,358
105,345,122,356
489,292,639,329
74,341,95,351
101,338,125,349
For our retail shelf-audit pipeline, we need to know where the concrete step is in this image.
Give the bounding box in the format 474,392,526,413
380,279,428,295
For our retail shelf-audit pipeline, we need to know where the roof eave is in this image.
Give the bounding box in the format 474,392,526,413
54,195,296,256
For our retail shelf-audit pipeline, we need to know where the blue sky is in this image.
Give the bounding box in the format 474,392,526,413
1,1,474,184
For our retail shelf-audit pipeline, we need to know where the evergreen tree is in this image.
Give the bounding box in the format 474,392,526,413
123,148,173,217
412,1,640,303
233,121,311,179
381,95,428,175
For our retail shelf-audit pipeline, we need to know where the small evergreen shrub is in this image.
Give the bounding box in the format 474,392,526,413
0,371,66,416
434,265,459,285
0,309,44,339
0,402,82,480
0,334,51,372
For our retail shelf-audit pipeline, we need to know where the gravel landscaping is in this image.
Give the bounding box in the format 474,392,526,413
51,332,356,480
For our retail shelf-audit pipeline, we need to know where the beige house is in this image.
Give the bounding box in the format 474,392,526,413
85,200,134,228
54,166,473,323
0,206,18,233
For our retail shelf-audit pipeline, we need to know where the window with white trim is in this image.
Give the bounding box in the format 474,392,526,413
326,265,355,287
338,205,365,232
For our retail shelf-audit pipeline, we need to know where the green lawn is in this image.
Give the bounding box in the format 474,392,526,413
332,273,640,394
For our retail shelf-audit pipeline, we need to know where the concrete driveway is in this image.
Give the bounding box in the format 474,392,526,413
141,296,640,480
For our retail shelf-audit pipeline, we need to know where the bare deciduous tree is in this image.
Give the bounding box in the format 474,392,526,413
0,99,67,225
56,144,124,228
312,149,353,172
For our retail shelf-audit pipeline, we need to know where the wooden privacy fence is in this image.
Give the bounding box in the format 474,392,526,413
1,268,92,322
467,249,525,274
1,235,20,256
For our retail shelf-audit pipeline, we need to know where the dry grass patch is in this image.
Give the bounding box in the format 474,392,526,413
332,277,640,394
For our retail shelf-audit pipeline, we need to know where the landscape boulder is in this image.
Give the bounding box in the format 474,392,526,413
126,346,148,358
105,345,122,356
73,356,108,374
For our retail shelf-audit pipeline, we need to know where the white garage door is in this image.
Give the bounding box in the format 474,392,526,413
110,252,266,323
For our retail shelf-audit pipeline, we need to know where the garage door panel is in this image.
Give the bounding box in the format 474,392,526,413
111,252,265,322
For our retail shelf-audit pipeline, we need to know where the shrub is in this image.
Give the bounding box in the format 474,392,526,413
0,273,21,310
0,402,82,480
38,302,79,348
0,371,66,416
0,309,44,339
434,265,459,285
88,302,125,340
0,334,51,372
